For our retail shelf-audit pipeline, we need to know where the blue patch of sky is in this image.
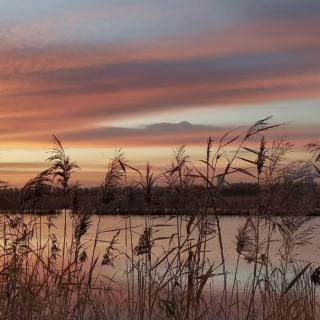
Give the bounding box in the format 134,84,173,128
104,99,320,128
0,0,241,46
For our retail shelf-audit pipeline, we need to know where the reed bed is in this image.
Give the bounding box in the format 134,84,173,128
0,118,319,320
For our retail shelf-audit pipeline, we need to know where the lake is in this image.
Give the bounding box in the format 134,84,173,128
23,213,320,290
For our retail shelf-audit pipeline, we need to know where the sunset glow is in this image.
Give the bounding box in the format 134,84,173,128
1,0,320,186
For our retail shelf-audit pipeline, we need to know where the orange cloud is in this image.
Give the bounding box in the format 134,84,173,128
0,11,319,186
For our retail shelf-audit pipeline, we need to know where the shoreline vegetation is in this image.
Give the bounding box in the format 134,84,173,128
2,207,320,216
1,180,319,216
0,117,320,319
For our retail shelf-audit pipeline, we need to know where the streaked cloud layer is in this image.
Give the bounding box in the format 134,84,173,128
0,0,319,185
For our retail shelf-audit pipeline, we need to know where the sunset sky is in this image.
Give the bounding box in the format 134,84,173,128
1,0,320,186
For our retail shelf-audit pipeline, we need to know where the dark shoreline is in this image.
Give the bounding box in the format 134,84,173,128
2,208,320,216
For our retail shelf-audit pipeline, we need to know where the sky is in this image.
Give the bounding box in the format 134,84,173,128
0,0,320,186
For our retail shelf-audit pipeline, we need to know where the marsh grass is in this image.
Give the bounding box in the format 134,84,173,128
0,118,319,319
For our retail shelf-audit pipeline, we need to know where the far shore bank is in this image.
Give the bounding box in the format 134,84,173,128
2,208,320,216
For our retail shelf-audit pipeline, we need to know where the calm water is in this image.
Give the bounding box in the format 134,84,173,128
23,214,320,289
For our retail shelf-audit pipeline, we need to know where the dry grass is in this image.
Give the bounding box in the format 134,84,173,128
0,118,319,320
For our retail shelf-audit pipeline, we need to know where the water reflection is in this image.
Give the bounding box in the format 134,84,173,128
24,213,320,289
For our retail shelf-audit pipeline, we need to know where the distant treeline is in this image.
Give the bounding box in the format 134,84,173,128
0,181,318,215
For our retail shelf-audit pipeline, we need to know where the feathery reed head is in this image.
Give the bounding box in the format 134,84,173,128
134,226,154,255
311,267,320,286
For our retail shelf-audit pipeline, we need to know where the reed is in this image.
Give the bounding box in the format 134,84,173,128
0,118,318,319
